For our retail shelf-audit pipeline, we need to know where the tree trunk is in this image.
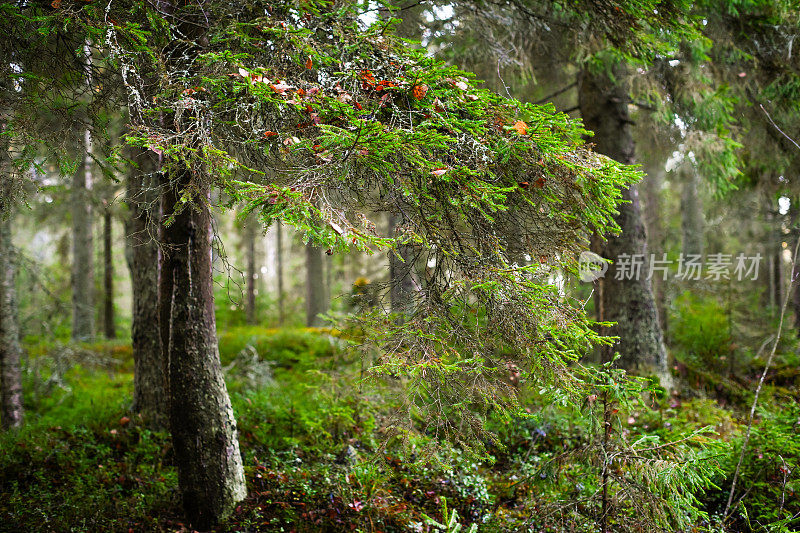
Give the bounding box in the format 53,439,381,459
102,206,115,339
790,206,800,336
772,207,784,311
126,149,165,425
305,242,327,327
679,163,705,258
71,128,94,341
389,212,415,315
764,199,783,314
159,166,246,528
276,222,285,325
640,159,667,333
244,216,257,325
0,214,23,430
325,251,333,311
578,68,670,385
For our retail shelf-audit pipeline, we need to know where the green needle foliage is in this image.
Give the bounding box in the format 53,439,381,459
3,1,638,446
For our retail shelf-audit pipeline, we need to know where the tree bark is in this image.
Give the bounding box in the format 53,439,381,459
578,68,670,385
159,166,246,528
305,242,327,327
71,128,94,341
0,213,23,430
102,205,115,339
126,149,165,425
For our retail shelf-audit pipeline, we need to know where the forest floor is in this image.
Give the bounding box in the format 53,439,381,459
0,327,798,532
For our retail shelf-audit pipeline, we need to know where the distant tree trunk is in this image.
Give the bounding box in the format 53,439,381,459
244,217,257,325
325,252,333,310
159,165,246,528
389,212,415,315
679,163,704,257
386,1,425,40
0,214,23,430
790,206,800,336
764,199,783,314
126,149,164,425
793,243,800,336
102,205,115,339
305,242,327,327
71,128,94,341
774,215,784,311
578,68,670,385
350,247,361,284
276,222,285,325
640,160,667,333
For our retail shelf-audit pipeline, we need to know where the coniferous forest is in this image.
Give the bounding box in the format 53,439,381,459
1,1,800,531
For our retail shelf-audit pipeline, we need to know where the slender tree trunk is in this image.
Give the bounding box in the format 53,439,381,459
578,68,670,385
766,206,776,311
305,242,327,327
389,212,415,315
764,200,783,314
276,222,285,325
793,243,800,336
102,205,115,339
71,128,94,341
790,206,800,336
640,160,667,333
325,251,333,311
244,217,257,325
773,206,785,311
126,149,165,425
680,163,705,258
0,214,23,430
0,116,23,430
159,166,246,528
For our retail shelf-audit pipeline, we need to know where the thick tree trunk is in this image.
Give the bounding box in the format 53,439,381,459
71,129,94,341
305,243,327,327
126,149,165,425
102,206,115,339
578,68,670,385
0,215,23,429
276,222,285,325
679,164,705,258
389,212,415,315
244,217,257,325
159,167,246,528
147,3,245,527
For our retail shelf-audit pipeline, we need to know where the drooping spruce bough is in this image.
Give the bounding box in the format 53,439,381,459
6,0,641,435
115,1,643,436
